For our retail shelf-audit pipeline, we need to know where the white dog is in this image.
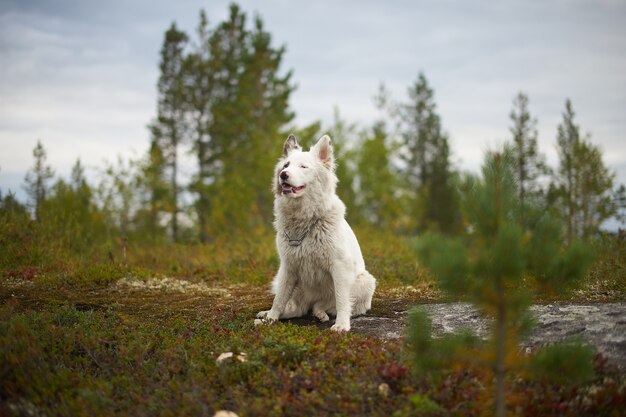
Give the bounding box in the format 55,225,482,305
256,134,376,331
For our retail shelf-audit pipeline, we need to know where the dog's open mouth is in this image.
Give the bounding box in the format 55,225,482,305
281,183,306,195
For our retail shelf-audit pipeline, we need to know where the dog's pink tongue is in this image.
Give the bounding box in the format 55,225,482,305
282,184,304,194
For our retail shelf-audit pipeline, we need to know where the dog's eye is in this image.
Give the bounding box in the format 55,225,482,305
300,164,308,169
283,162,290,168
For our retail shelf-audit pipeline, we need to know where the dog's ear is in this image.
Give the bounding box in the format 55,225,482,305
283,134,300,157
312,135,334,170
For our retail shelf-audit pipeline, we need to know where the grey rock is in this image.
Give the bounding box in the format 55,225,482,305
288,302,626,368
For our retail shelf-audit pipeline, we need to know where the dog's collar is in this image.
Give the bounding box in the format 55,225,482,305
284,218,320,247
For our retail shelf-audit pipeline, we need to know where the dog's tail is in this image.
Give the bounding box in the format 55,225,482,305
352,271,376,314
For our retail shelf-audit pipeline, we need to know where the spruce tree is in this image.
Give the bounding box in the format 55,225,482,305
239,13,294,225
70,159,92,225
0,190,28,222
425,133,461,233
24,140,54,222
136,139,168,241
356,121,401,228
150,23,188,241
401,73,438,188
200,4,250,235
98,157,138,240
411,149,594,417
507,92,549,225
145,4,296,237
40,159,106,247
70,159,91,211
206,4,294,233
553,99,620,241
554,99,579,243
400,72,460,234
185,10,217,243
573,139,618,239
328,108,360,224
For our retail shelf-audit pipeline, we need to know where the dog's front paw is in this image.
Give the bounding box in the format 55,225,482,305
254,316,276,326
314,310,329,322
330,321,350,332
255,310,279,326
256,310,270,319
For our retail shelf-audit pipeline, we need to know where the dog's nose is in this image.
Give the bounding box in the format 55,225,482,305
280,171,289,180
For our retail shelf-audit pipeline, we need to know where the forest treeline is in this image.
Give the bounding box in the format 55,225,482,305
1,3,624,249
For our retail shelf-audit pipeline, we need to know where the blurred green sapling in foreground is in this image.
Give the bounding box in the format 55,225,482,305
408,149,595,417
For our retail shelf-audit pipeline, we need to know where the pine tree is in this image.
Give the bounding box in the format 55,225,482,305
553,99,619,241
401,73,439,188
573,140,618,239
150,23,189,241
70,159,91,212
411,149,594,417
98,157,138,239
71,159,92,219
24,140,54,222
356,121,402,228
203,5,251,234
184,10,218,243
144,4,296,237
555,99,580,243
507,92,550,225
0,190,28,221
328,108,360,224
425,133,461,234
400,72,460,234
136,139,168,241
613,184,626,227
41,159,105,247
205,4,294,233
231,12,294,226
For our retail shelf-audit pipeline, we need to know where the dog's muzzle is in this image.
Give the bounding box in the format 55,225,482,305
281,182,305,195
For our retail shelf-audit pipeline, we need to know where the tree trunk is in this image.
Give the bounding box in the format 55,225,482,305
493,154,507,417
199,148,209,244
494,293,507,417
171,136,179,242
519,152,525,227
35,177,43,222
150,186,158,242
566,160,574,245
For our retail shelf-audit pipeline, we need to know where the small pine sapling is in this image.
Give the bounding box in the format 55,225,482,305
407,149,595,417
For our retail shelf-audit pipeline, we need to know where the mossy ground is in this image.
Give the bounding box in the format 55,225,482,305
1,228,624,416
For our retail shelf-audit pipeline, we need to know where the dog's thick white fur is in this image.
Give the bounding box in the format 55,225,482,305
256,134,376,332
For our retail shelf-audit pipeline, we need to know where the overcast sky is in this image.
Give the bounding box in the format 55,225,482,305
1,0,625,210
